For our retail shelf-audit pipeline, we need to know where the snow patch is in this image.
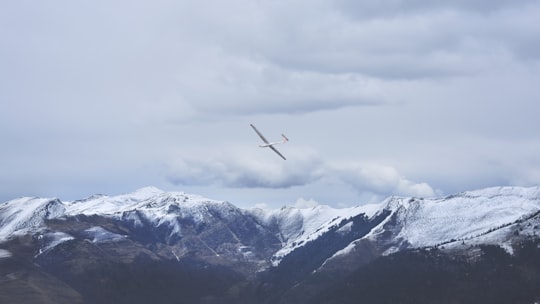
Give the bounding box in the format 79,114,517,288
332,240,357,258
84,227,126,243
0,249,12,259
38,232,74,254
336,222,353,234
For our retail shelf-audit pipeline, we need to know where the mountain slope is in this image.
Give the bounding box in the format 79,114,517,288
0,197,64,242
382,186,540,250
313,241,540,304
317,186,540,272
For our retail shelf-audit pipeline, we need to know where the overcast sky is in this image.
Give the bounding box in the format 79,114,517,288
1,0,539,208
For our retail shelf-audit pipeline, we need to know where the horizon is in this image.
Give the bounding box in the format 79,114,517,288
3,184,539,211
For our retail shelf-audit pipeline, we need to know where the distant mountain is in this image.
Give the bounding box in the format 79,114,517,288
1,186,540,303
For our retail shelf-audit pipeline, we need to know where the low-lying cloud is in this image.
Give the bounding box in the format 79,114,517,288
168,154,324,189
168,153,435,198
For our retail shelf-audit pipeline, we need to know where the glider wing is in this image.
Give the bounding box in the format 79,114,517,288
269,145,287,160
250,124,269,144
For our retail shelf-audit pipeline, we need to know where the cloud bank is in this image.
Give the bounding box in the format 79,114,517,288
168,152,435,198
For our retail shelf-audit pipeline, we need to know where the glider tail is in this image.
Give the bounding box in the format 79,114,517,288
282,134,289,143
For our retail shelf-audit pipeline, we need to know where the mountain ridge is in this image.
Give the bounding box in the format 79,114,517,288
1,185,540,303
2,185,540,261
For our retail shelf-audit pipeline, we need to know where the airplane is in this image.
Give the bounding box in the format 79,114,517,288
250,124,288,160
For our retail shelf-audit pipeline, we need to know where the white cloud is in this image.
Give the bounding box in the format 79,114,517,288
253,202,270,210
328,162,436,198
167,151,324,189
293,198,320,209
168,152,436,199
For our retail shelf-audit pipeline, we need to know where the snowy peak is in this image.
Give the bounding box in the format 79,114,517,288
0,197,65,242
64,186,230,217
379,186,540,211
62,187,249,248
461,185,540,199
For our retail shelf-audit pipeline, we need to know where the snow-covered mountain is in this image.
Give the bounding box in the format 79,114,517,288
1,186,540,268
1,185,540,304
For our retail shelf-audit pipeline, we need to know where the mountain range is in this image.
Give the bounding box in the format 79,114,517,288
1,186,540,303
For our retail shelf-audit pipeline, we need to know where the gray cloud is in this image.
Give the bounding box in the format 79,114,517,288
228,0,540,79
167,150,325,189
2,0,537,124
167,152,435,198
334,0,540,19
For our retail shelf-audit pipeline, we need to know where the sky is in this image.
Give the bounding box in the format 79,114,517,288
1,0,539,209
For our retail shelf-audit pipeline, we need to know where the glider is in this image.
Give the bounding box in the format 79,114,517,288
250,124,288,160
